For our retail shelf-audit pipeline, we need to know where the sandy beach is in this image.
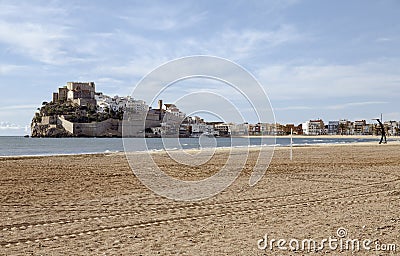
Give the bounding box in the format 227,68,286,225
0,144,399,255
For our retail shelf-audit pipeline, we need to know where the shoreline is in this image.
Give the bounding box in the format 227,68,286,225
2,140,400,159
0,151,121,160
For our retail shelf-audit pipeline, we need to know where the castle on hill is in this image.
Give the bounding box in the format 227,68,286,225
31,82,186,137
52,82,96,107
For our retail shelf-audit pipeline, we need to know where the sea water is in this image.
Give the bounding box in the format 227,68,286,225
0,136,395,157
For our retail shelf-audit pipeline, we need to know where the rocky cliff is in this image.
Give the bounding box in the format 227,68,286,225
31,122,74,137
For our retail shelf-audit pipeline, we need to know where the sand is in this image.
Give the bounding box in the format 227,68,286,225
0,144,399,255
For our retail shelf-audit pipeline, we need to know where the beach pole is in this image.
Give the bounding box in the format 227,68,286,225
290,128,293,161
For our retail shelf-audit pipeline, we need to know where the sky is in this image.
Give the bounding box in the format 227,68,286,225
0,0,399,135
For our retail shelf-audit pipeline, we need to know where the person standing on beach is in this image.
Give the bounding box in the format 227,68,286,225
374,119,387,144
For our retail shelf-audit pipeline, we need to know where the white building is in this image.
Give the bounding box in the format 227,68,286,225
385,121,399,136
165,104,186,119
96,94,148,113
230,123,249,136
259,123,276,135
126,99,148,112
214,123,232,136
191,123,216,136
302,120,325,135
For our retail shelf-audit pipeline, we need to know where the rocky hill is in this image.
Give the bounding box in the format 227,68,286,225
31,101,123,137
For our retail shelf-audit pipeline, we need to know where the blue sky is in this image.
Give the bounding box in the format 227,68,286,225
0,0,399,135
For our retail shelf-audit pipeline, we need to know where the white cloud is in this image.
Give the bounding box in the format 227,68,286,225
0,64,26,75
0,2,66,20
0,122,26,130
257,60,400,100
96,77,125,85
376,37,392,42
0,121,30,136
275,106,313,111
199,25,307,60
326,101,388,110
0,21,70,64
118,4,207,31
90,24,307,89
94,56,169,79
0,104,40,110
0,2,101,65
228,25,303,49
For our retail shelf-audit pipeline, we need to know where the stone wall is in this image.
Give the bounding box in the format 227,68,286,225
57,117,122,137
41,116,57,125
57,116,74,134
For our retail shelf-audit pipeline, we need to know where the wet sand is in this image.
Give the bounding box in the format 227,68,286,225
0,144,399,255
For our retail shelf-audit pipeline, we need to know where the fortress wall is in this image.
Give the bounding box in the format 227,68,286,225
145,112,161,128
41,116,51,125
57,116,123,137
110,119,122,133
122,112,150,136
58,116,74,134
74,120,104,136
41,116,57,125
73,119,115,136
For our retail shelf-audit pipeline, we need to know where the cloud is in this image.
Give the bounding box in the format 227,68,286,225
0,2,308,89
0,122,27,130
0,2,72,64
376,37,392,42
0,105,36,136
119,7,207,31
0,104,40,110
0,121,30,136
0,21,71,64
0,2,66,20
326,101,388,110
94,56,169,80
275,106,313,111
198,25,307,60
0,2,107,66
0,64,26,75
257,60,400,100
90,24,307,90
96,77,125,85
227,25,303,49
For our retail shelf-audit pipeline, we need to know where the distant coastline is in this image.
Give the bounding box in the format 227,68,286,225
19,134,400,139
30,81,399,138
242,134,399,139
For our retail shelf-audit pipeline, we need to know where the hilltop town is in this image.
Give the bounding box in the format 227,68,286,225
31,82,399,137
31,82,183,137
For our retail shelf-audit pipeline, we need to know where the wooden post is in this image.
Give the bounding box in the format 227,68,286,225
290,128,293,161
